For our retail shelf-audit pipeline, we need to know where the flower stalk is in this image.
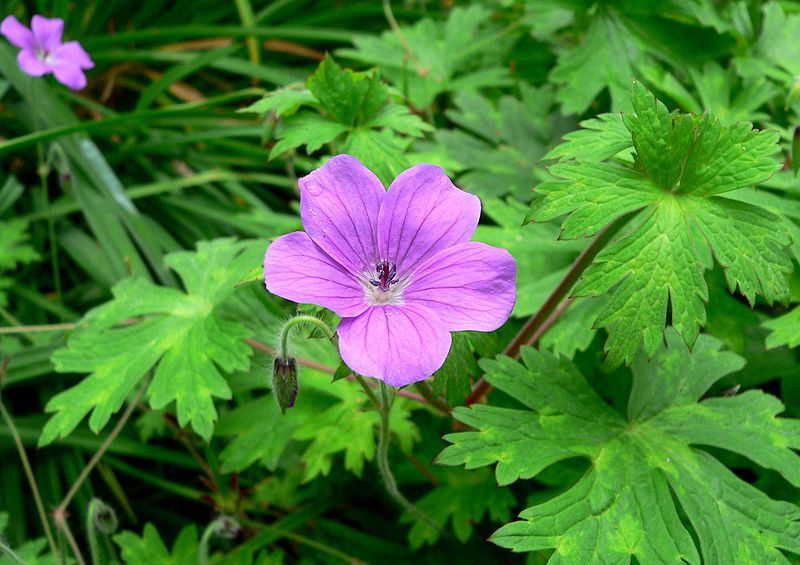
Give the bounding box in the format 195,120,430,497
275,315,336,412
376,382,439,532
86,498,118,565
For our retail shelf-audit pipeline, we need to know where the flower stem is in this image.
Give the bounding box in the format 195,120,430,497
376,383,439,532
278,315,334,359
382,0,419,65
467,213,633,405
354,374,381,410
30,79,62,303
86,499,104,565
0,397,61,563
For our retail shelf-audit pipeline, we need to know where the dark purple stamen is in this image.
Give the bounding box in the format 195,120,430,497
368,261,398,291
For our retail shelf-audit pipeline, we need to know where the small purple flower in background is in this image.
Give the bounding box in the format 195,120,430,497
264,155,517,386
1,15,94,90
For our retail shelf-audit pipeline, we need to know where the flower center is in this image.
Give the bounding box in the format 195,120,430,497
364,260,404,305
369,260,398,292
36,48,53,63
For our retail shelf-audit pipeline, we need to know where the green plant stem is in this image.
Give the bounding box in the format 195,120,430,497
234,0,260,67
0,539,23,564
86,499,104,565
58,522,85,565
198,519,216,565
0,397,61,563
31,80,62,304
376,383,439,532
55,383,146,514
466,214,633,405
0,322,78,334
278,315,335,359
354,374,381,409
382,0,419,64
53,383,147,565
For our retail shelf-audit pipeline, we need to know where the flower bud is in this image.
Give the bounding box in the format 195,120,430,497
792,126,800,176
273,357,297,413
214,515,241,541
90,498,118,534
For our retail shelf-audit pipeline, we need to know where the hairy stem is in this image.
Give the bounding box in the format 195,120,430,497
376,383,439,532
467,214,632,405
278,315,334,359
86,499,104,565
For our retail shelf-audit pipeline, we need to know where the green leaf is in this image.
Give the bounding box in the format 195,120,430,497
439,85,556,199
402,468,515,550
764,307,800,349
750,3,800,81
542,112,632,162
216,396,301,473
331,361,352,382
41,239,262,445
292,381,419,482
475,198,583,318
687,62,777,125
0,219,39,307
341,128,410,186
432,333,477,407
539,296,606,359
240,87,317,118
265,57,429,171
306,55,387,127
439,330,800,562
549,11,644,114
268,113,349,158
530,83,791,366
114,524,198,564
339,5,513,109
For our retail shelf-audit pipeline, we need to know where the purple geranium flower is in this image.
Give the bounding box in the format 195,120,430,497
264,155,517,386
1,15,94,90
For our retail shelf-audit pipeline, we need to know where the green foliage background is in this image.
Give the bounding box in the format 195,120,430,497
0,0,799,563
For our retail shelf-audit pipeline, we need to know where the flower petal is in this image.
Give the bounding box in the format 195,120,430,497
403,242,517,331
299,154,385,275
52,62,87,90
17,50,50,77
337,304,451,386
1,16,35,50
51,40,94,69
378,164,480,277
264,231,368,318
31,15,63,52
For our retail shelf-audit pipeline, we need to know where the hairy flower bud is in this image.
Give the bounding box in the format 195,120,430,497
90,498,118,534
273,357,297,413
215,515,241,540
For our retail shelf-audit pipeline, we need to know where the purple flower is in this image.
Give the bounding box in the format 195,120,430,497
1,15,94,90
264,155,517,386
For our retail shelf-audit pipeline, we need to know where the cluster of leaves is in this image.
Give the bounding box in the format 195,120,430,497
531,82,793,367
1,0,800,563
441,330,800,562
245,55,430,185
